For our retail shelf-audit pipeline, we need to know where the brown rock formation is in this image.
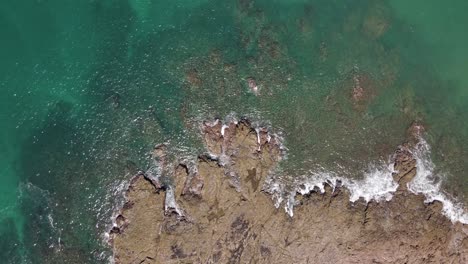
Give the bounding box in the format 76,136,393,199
110,121,467,264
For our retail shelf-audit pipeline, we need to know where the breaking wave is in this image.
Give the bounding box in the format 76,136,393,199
408,138,468,224
267,137,468,224
266,162,398,217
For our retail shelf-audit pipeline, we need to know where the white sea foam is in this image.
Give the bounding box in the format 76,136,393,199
346,164,398,203
272,162,398,217
221,124,229,136
165,186,184,216
268,137,468,224
407,138,468,224
102,178,132,247
255,128,261,144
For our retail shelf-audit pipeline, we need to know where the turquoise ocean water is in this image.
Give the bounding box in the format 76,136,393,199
1,0,468,262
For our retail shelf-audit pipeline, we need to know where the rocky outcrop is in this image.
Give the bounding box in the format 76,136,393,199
110,120,467,264
392,122,424,189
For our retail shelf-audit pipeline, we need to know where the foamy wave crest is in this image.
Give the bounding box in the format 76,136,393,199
408,138,468,224
268,162,398,217
268,137,468,224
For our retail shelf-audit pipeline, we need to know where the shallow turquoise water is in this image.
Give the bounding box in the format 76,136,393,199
1,0,468,262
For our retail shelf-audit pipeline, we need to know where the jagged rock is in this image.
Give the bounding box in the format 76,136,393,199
393,143,417,189
180,165,204,199
110,120,467,264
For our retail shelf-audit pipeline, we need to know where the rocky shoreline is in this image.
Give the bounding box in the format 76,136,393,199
109,120,467,264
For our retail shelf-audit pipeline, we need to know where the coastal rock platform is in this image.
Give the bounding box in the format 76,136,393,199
110,120,467,264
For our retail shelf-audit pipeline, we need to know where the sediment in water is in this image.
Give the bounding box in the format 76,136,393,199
109,120,468,264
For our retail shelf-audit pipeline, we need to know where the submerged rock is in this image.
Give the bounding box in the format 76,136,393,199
185,68,202,88
351,72,375,106
362,1,390,39
407,121,426,141
246,77,259,95
110,120,467,264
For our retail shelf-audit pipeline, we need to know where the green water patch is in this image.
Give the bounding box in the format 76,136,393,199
386,0,468,201
0,0,108,262
0,217,22,263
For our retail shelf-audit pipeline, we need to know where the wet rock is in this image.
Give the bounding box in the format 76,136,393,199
246,77,259,95
407,121,426,141
393,143,417,189
201,120,223,157
143,144,168,189
393,122,428,188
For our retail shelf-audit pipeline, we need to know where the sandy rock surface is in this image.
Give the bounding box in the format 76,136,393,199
110,120,467,264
